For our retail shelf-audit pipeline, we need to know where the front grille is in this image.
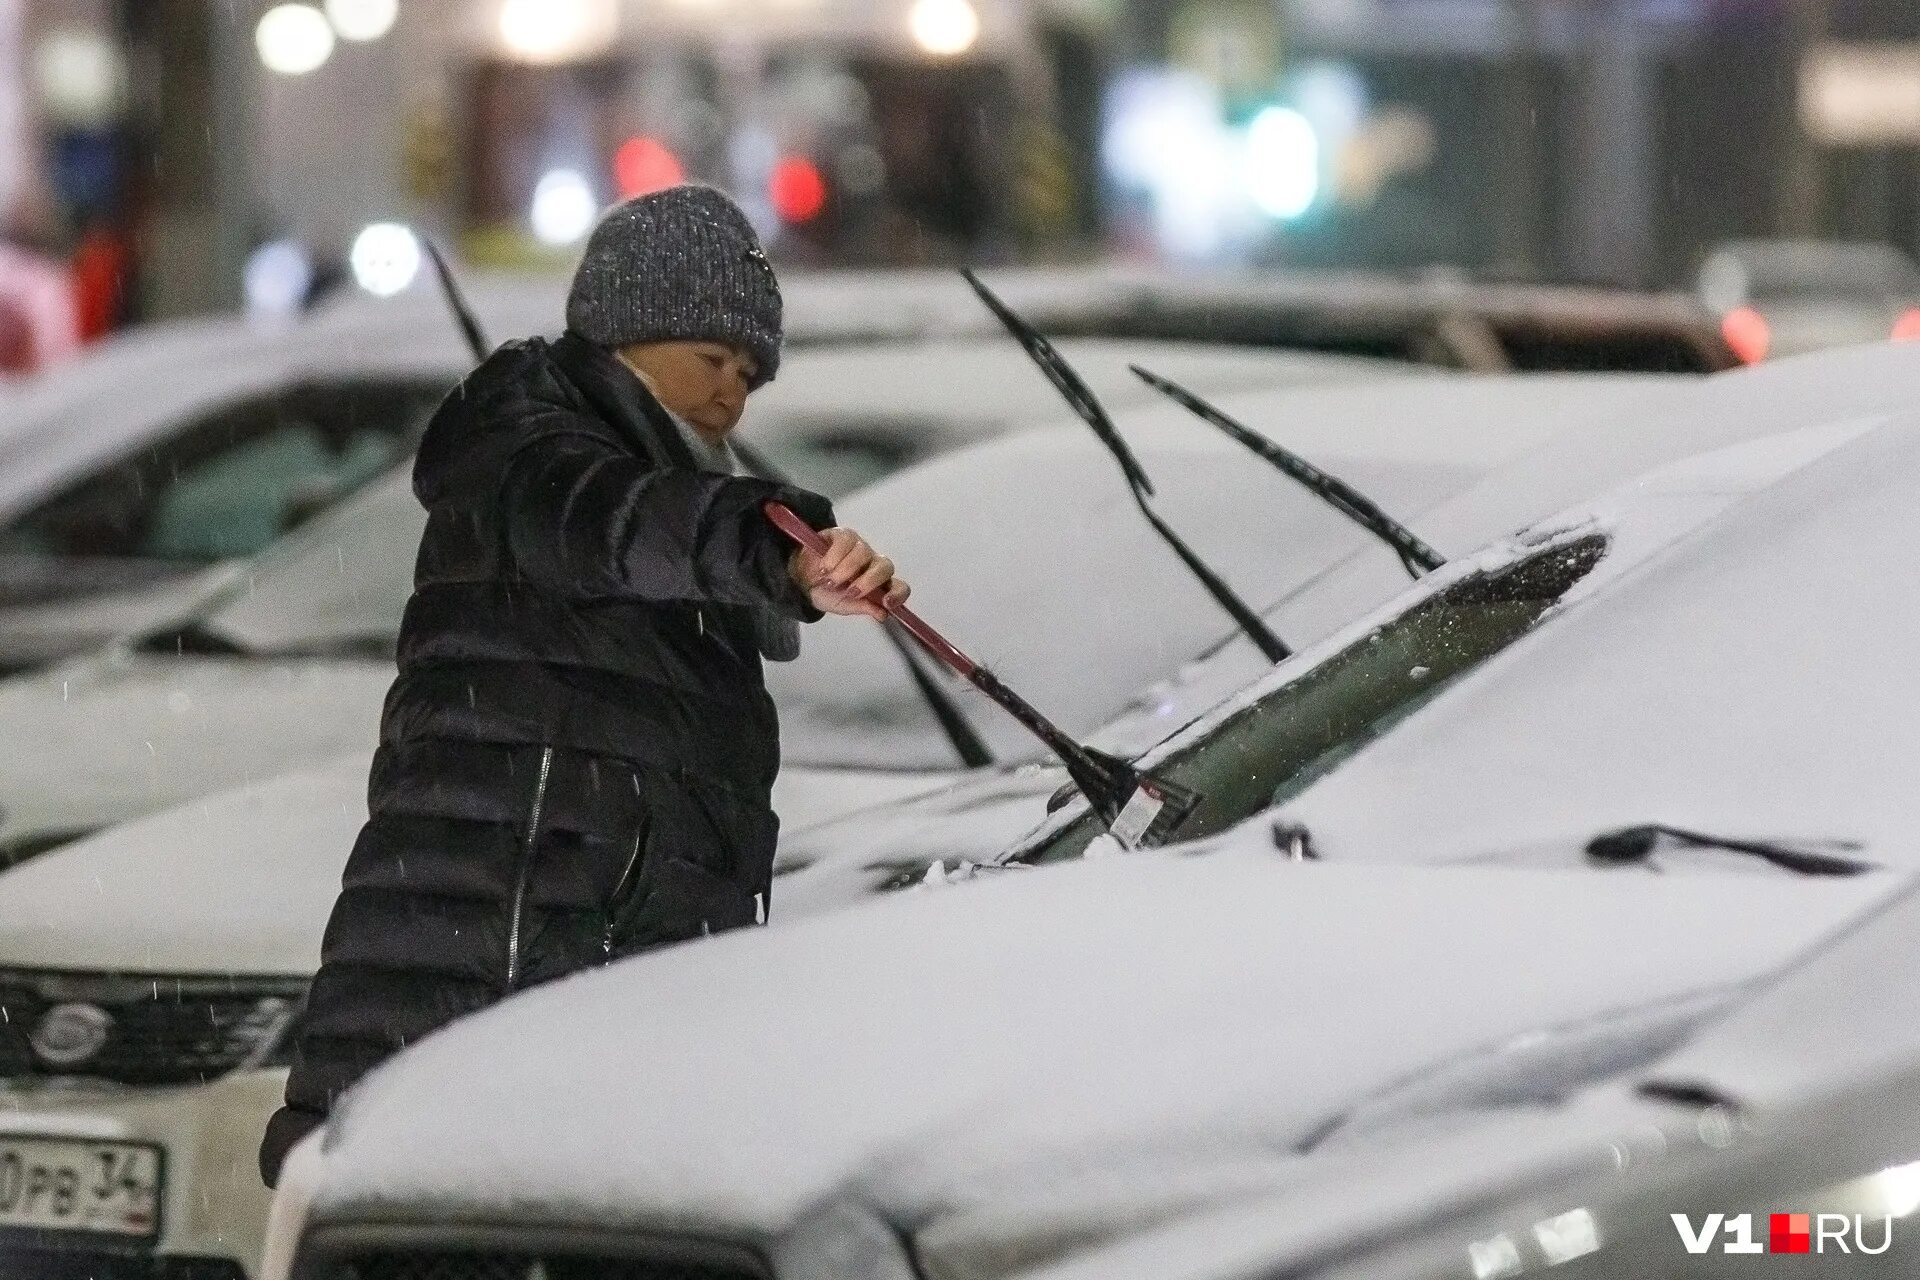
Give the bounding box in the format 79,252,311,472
0,970,306,1087
0,1248,245,1280
336,1254,759,1280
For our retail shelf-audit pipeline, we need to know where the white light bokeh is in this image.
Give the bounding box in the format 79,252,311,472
34,28,127,127
256,4,336,77
531,169,599,246
1245,105,1321,220
325,0,399,42
245,240,316,319
498,0,616,64
908,0,980,57
350,222,422,297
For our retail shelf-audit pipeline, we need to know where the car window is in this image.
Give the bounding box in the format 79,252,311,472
748,416,934,499
0,378,446,602
1026,536,1608,865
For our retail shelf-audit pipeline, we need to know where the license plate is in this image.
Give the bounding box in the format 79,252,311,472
0,1136,161,1237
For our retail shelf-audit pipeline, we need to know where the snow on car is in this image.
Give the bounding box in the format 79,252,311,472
1016,876,1920,1280
0,268,1236,678
0,348,1442,868
771,340,1920,911
0,366,1649,1277
262,376,1920,1280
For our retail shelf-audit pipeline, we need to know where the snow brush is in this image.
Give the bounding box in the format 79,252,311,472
764,501,1198,847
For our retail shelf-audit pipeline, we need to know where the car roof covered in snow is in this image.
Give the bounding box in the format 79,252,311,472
298,852,1889,1249
0,310,485,527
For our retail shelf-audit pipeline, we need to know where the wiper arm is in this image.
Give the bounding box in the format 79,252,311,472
962,270,1291,664
1586,824,1871,878
734,440,994,769
421,234,491,361
1129,365,1445,580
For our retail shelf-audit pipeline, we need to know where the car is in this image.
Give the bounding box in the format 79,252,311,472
260,372,1920,1280
1697,238,1920,363
1015,869,1920,1280
3,267,1306,677
0,365,1678,1279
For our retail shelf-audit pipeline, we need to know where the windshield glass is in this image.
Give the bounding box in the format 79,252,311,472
1026,535,1607,864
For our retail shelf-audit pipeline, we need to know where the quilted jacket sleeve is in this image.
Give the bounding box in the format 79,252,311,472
498,416,835,617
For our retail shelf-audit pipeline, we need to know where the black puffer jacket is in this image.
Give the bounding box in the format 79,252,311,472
260,333,833,1183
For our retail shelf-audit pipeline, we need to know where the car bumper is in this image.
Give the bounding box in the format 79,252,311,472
0,1068,286,1278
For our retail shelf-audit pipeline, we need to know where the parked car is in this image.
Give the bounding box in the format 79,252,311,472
0,344,1424,867
2,268,1318,677
1697,238,1920,363
259,390,1920,1280
0,366,1685,1278
1017,872,1920,1280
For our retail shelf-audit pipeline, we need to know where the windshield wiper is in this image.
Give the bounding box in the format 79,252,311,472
1586,824,1871,878
962,270,1291,665
1128,365,1446,580
422,235,490,361
733,441,994,769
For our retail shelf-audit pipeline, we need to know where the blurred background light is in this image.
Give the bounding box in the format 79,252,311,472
1893,309,1920,343
1244,105,1321,220
256,4,336,77
325,0,399,43
1720,305,1770,365
908,0,981,57
1102,68,1241,260
33,28,128,128
613,136,685,199
531,169,598,245
498,0,617,64
349,222,421,296
770,157,828,224
244,240,316,319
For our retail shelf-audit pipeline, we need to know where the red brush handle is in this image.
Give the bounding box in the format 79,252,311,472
763,501,979,679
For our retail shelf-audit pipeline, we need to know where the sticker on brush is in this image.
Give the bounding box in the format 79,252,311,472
1109,785,1168,849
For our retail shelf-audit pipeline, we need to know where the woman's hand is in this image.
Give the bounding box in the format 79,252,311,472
789,527,911,621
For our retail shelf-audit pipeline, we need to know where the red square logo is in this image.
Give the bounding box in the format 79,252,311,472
1770,1213,1811,1254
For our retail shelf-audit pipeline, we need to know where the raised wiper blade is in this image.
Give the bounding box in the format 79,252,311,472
962,270,1291,664
1586,824,1871,878
1129,365,1445,580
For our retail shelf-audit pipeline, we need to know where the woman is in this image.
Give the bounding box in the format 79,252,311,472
261,186,905,1184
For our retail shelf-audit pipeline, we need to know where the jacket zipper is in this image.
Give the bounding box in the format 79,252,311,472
504,746,554,991
602,827,646,960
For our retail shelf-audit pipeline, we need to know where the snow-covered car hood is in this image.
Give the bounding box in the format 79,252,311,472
0,649,392,857
0,752,373,975
298,854,1892,1253
0,748,960,975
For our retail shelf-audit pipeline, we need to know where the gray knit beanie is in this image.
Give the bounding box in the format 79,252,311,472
566,185,783,387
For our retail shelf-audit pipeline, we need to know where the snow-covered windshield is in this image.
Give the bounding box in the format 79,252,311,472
1025,535,1608,864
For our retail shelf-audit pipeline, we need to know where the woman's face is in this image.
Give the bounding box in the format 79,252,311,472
618,340,759,439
